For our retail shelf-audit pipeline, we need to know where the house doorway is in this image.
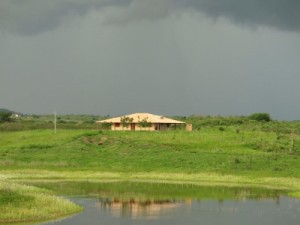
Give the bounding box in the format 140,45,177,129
155,124,160,131
130,123,135,130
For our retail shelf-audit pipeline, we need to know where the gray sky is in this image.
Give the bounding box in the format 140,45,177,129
1,0,300,120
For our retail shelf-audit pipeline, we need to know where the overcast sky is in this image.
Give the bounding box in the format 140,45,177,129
1,0,300,120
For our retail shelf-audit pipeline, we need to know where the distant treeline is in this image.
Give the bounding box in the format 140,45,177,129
0,114,108,131
2,112,300,134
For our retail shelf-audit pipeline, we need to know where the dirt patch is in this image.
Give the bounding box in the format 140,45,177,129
82,136,108,145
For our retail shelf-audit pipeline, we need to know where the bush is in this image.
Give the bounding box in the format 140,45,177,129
0,112,12,122
99,122,112,130
249,113,271,122
219,127,225,131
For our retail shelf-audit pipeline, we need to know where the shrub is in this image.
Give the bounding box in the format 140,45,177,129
99,122,112,130
219,127,225,131
249,113,271,122
0,112,12,123
234,158,241,164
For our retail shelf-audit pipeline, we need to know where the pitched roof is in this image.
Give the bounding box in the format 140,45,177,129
96,113,185,124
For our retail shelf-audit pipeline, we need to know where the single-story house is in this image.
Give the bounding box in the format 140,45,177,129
96,112,186,131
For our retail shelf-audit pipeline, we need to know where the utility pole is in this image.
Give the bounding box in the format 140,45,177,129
54,111,57,133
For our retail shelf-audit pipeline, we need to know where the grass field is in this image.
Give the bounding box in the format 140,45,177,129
1,126,300,176
2,115,300,222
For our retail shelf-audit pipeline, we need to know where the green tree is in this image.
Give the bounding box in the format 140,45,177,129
120,116,133,129
138,117,152,129
0,112,12,122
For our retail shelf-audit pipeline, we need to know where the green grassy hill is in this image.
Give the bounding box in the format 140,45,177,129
1,119,300,177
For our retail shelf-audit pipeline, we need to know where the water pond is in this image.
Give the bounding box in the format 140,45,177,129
25,181,300,225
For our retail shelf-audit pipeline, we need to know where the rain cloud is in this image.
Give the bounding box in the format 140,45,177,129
175,0,300,32
0,0,299,36
0,0,131,35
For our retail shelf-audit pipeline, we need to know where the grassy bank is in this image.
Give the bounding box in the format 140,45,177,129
0,180,82,223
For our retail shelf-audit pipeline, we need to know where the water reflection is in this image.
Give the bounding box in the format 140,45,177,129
97,197,181,219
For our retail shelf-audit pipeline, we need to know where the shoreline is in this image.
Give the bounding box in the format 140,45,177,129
2,169,300,192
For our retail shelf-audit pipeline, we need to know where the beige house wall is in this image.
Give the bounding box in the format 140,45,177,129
185,124,193,131
111,123,156,131
137,124,156,131
159,124,170,131
109,123,187,131
110,123,187,131
111,123,185,131
111,125,129,131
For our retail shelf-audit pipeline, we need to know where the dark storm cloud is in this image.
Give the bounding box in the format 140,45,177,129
102,0,171,25
0,0,131,35
175,0,300,32
1,0,299,36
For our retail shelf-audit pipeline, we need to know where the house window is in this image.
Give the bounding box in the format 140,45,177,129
115,123,120,127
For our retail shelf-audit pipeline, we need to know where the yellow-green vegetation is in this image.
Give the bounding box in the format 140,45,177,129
2,170,299,192
0,180,82,223
2,115,300,222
